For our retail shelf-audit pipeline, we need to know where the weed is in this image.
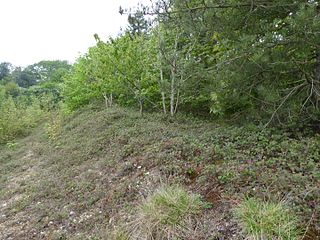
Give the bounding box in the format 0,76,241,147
217,170,235,184
6,141,17,150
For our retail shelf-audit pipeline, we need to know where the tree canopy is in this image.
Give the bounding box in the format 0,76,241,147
61,0,320,127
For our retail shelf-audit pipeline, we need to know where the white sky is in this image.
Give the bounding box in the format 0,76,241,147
0,0,150,67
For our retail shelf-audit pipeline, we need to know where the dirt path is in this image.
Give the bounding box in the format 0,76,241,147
0,135,43,240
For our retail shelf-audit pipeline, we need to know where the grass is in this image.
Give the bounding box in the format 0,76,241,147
234,198,301,240
141,186,204,225
125,185,205,239
0,104,319,239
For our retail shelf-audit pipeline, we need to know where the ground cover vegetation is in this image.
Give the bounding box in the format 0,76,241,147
0,105,319,239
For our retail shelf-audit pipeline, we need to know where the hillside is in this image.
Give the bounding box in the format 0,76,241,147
0,105,319,240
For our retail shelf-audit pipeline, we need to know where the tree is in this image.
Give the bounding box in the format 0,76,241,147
63,0,320,126
63,33,159,114
0,62,13,83
127,10,150,36
3,82,20,98
63,56,94,111
150,0,216,116
149,0,320,123
29,60,71,83
11,67,38,88
93,33,158,114
206,0,320,124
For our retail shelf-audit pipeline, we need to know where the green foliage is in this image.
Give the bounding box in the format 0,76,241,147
63,34,159,112
44,112,62,141
127,10,150,36
0,94,43,144
0,62,13,82
3,81,20,97
217,170,235,184
0,60,70,111
6,141,18,150
3,1,320,126
11,66,38,88
23,60,71,108
234,198,301,240
204,0,320,123
29,60,71,83
12,60,71,88
62,57,97,111
125,1,320,122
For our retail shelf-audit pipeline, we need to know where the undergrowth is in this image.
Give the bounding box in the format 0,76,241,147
0,96,43,144
0,104,319,239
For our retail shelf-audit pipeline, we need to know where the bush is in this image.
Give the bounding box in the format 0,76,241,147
234,198,301,240
44,112,62,141
0,96,43,144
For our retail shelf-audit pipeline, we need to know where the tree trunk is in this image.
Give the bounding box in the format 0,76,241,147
103,93,114,107
174,89,180,115
160,62,166,114
103,93,109,108
170,32,179,117
161,91,166,114
158,25,167,115
109,93,113,107
139,100,143,115
170,65,176,117
315,53,320,108
137,79,143,116
158,54,167,114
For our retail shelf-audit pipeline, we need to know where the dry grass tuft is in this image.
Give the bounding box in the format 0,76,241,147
127,185,205,240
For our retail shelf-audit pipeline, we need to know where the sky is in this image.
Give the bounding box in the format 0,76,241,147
0,0,150,67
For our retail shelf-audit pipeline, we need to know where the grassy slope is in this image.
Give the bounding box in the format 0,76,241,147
0,105,319,239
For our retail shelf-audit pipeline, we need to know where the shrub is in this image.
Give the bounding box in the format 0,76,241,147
45,112,62,141
234,198,301,240
0,96,43,144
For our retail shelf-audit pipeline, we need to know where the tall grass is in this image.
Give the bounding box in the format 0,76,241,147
234,198,301,240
